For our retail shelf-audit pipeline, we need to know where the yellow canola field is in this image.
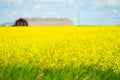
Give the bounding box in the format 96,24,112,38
0,26,120,73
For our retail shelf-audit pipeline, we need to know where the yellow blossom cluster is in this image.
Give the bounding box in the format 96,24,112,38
0,26,120,74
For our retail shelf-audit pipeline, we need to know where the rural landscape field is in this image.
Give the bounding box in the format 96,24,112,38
0,26,120,80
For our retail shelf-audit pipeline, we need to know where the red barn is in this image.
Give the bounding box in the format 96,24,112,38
14,18,28,26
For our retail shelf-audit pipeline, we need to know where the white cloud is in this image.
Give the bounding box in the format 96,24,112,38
5,0,23,4
94,11,105,15
35,0,64,3
34,3,67,9
41,12,61,18
7,11,17,18
112,9,118,13
105,0,120,6
35,0,76,5
44,12,60,16
23,11,31,18
33,0,76,9
92,0,120,7
34,5,44,9
67,0,76,5
92,0,105,7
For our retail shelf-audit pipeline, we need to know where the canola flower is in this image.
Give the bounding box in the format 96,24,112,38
0,26,120,80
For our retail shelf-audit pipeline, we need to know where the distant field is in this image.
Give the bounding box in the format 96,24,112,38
0,26,120,80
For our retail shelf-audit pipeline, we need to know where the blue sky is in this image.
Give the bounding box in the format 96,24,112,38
0,0,120,25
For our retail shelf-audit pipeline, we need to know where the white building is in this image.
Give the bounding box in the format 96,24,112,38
14,18,73,26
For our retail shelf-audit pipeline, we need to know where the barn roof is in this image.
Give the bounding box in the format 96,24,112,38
24,18,72,21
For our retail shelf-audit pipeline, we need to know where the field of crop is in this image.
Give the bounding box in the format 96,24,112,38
0,26,120,80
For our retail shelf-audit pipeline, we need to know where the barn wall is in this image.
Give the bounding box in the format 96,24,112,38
26,19,73,26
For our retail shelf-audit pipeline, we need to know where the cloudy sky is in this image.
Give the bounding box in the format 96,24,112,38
0,0,120,25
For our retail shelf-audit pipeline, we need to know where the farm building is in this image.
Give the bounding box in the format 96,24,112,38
14,18,28,26
14,18,73,26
